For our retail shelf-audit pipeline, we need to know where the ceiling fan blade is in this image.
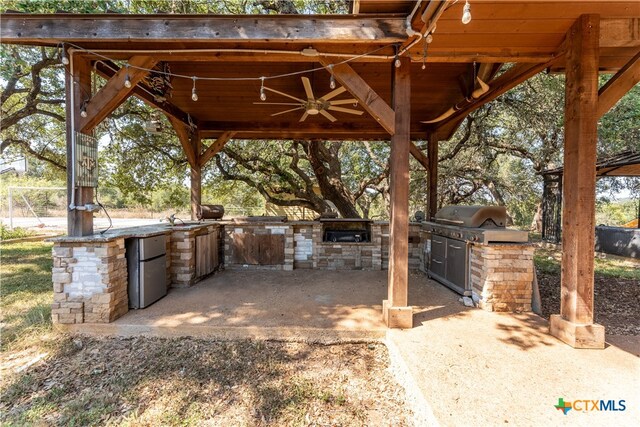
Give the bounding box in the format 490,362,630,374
299,112,309,122
271,106,304,117
328,106,364,115
319,110,337,122
328,99,358,106
319,86,346,102
302,77,315,100
253,102,301,106
264,86,305,103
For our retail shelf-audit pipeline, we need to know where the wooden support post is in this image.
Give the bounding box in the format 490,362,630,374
550,15,605,349
65,54,94,236
191,132,202,221
383,57,412,329
427,134,439,220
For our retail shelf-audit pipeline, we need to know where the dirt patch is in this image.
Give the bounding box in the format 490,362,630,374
1,337,412,426
538,271,640,336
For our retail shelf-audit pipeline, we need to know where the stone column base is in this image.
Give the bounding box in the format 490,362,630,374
549,314,605,349
382,299,413,329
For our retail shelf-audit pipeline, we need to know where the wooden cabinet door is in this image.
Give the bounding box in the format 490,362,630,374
196,231,219,278
232,233,285,265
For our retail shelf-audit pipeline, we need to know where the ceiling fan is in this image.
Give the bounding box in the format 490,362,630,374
254,76,364,122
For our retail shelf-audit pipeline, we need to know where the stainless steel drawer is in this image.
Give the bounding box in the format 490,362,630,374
430,255,446,278
139,235,166,260
431,235,447,258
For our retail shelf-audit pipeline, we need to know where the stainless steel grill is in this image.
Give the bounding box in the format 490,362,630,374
424,205,529,296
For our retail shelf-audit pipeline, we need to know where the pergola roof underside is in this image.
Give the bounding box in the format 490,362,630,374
2,1,638,141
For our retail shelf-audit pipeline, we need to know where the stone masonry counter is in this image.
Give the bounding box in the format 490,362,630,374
470,243,535,312
49,222,221,324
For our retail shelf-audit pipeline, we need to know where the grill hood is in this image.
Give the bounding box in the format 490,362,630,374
434,205,507,228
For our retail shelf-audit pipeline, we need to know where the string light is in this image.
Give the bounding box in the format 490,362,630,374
191,76,198,101
61,42,397,87
328,65,336,89
394,55,401,68
124,65,132,88
80,100,88,118
260,77,267,101
60,48,69,65
421,33,433,71
462,1,472,25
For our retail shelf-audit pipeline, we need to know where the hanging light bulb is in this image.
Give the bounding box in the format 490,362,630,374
329,74,336,90
394,56,401,68
462,1,472,25
80,101,88,118
260,77,267,101
124,65,132,88
60,48,69,65
191,76,198,102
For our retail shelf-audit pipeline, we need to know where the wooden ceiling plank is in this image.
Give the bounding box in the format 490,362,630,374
600,17,639,48
319,57,395,135
200,131,236,167
79,56,157,132
597,49,640,118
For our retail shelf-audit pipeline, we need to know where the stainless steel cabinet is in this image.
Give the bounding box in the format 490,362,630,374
428,235,470,296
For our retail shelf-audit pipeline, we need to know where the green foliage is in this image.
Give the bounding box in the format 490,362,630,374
0,224,34,240
595,199,639,226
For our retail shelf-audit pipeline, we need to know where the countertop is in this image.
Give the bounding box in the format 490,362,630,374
48,222,215,243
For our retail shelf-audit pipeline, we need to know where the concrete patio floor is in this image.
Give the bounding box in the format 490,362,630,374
65,270,640,425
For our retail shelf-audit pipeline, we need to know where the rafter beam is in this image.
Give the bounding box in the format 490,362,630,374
94,60,191,126
200,132,236,167
409,143,429,170
167,115,197,169
597,50,640,117
0,14,406,44
79,56,157,132
319,57,395,135
433,56,564,132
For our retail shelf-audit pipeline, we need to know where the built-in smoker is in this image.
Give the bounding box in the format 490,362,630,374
320,218,372,243
424,206,529,296
125,234,167,309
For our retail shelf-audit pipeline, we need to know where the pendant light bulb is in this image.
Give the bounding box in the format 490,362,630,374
422,63,426,70
191,77,198,102
462,1,472,25
61,48,69,65
394,56,401,68
124,66,132,88
80,102,88,118
329,74,336,90
260,77,267,101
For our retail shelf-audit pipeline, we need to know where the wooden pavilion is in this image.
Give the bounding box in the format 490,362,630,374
1,0,639,348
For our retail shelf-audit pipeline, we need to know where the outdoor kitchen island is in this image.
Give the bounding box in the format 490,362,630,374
49,219,425,325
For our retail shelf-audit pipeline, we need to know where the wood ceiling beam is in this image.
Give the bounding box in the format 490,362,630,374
94,61,191,126
432,55,564,132
79,56,157,132
167,115,197,169
0,14,407,44
319,57,395,135
200,132,236,167
597,50,640,118
409,143,429,170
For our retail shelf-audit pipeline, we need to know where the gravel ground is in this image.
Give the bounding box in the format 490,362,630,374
1,337,412,426
538,272,640,336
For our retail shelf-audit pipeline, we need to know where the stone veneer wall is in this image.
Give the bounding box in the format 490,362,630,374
470,244,535,312
51,240,128,324
314,223,382,270
170,224,220,287
293,224,314,269
381,223,423,271
224,224,295,271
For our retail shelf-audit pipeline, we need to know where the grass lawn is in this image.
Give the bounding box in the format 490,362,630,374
0,241,412,426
